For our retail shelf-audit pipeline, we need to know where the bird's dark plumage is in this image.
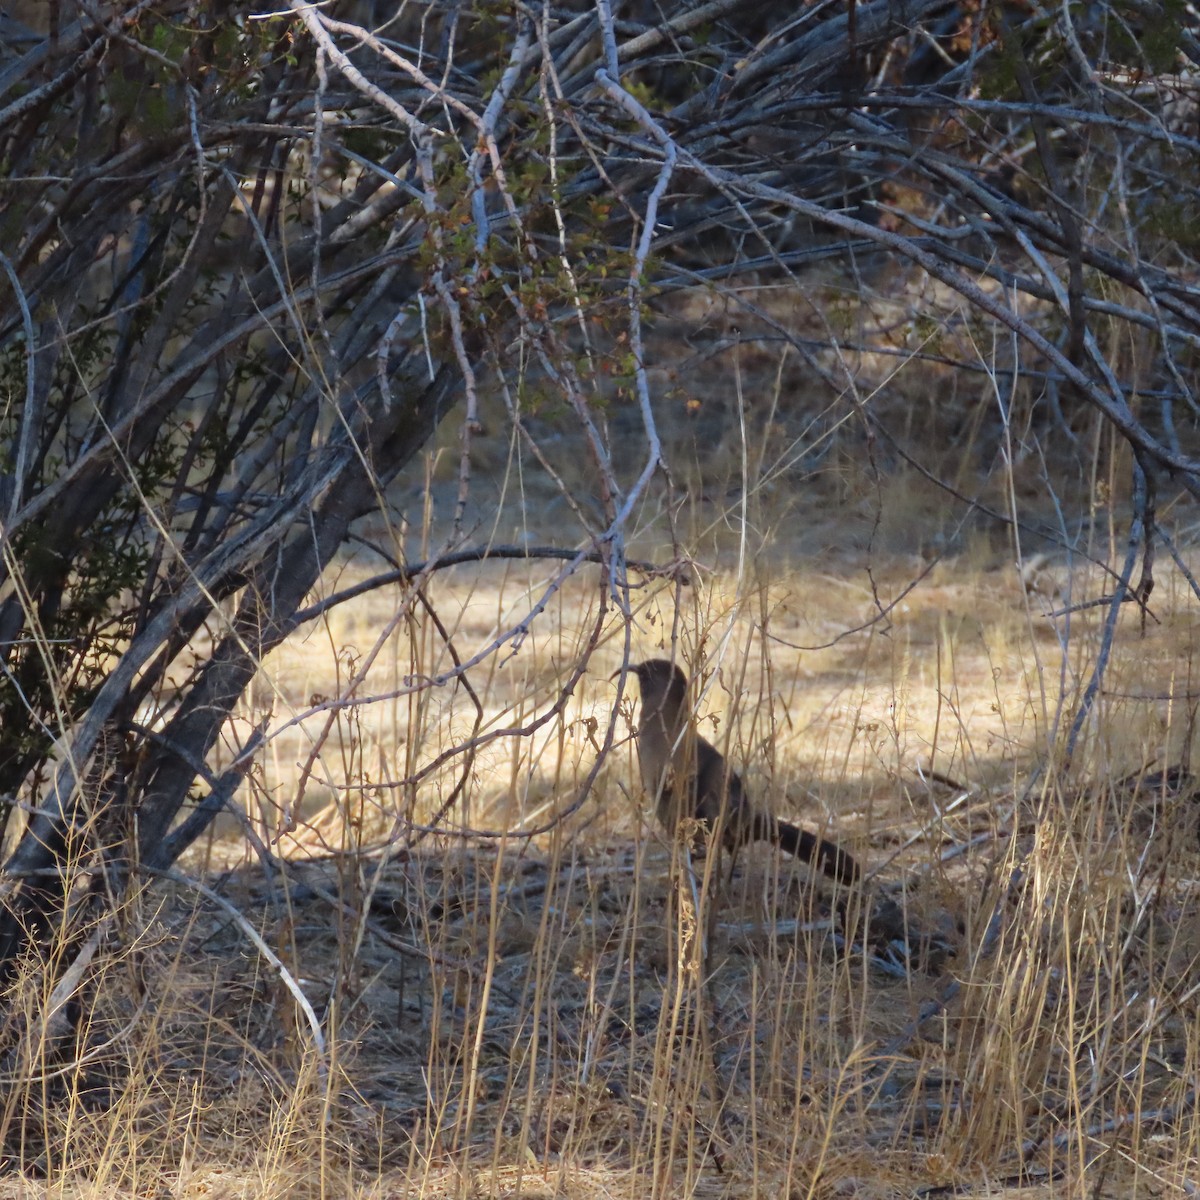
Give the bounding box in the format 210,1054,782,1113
620,659,859,886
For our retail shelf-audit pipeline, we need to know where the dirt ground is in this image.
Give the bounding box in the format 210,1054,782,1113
17,286,1200,1198
33,541,1192,1199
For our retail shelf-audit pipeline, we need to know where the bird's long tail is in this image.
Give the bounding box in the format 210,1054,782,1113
752,814,860,886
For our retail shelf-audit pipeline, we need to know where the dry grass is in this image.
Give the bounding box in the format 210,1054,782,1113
13,541,1197,1199
10,287,1200,1199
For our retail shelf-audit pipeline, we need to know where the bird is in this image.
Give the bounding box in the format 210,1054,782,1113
615,658,860,887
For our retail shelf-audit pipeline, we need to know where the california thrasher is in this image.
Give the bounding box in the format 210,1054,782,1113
617,659,860,886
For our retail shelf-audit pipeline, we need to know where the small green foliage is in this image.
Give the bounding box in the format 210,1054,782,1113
1108,0,1186,72
1144,197,1200,250
623,80,660,112
148,20,192,61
